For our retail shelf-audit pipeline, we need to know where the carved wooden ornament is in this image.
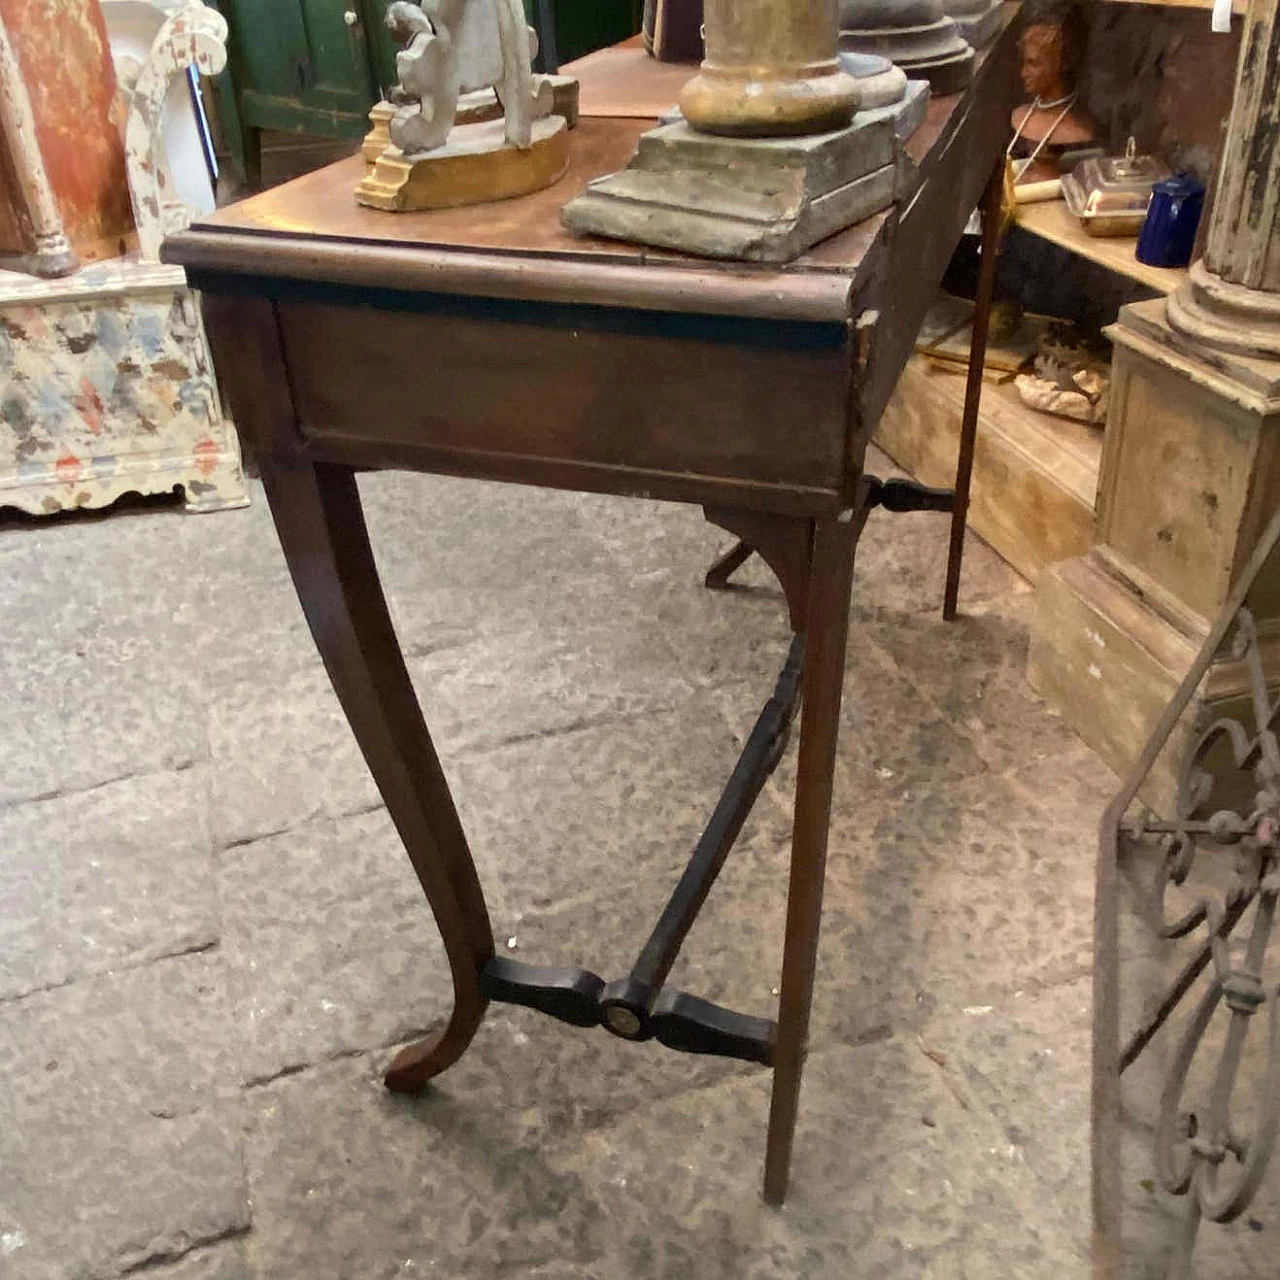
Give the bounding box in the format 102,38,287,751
123,3,229,262
356,0,576,212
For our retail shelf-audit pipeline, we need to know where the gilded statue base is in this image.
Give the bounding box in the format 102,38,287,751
356,115,569,212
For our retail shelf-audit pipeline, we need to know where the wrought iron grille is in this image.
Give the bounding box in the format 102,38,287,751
1093,506,1280,1280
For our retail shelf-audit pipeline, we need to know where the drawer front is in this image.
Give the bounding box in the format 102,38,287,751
265,292,853,511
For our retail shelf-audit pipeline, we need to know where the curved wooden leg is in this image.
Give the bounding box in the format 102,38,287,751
764,502,863,1205
258,456,494,1092
384,1021,478,1093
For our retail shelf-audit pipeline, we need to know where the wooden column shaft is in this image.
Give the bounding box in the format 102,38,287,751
1167,0,1280,357
704,0,843,70
679,0,859,137
1204,0,1280,292
0,10,72,267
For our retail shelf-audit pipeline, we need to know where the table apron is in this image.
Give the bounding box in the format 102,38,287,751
199,285,860,515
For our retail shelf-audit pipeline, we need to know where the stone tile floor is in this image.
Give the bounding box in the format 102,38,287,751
0,447,1275,1278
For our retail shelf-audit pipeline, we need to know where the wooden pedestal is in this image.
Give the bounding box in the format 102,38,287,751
1028,298,1280,812
356,117,570,212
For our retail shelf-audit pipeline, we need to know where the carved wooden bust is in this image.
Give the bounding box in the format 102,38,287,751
1011,1,1096,177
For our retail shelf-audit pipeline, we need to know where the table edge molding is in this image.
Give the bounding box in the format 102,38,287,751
164,229,860,324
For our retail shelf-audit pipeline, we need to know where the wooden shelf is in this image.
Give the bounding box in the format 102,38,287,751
876,299,1104,580
1103,0,1245,11
1015,199,1188,295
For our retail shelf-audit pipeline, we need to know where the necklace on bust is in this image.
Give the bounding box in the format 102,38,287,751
1032,90,1076,111
1008,90,1080,180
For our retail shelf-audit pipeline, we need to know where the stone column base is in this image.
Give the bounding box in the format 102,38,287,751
1028,551,1277,813
560,112,899,262
1027,298,1280,815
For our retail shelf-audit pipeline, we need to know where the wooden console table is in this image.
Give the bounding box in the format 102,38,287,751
165,23,1016,1203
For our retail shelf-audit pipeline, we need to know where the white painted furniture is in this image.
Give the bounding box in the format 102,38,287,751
0,1,246,516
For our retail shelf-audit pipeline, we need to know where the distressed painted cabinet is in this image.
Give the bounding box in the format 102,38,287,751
0,265,244,514
0,1,246,517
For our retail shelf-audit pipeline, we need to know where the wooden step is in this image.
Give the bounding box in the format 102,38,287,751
875,352,1102,582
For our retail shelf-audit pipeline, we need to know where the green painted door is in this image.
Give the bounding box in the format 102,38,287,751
220,0,399,137
363,0,407,102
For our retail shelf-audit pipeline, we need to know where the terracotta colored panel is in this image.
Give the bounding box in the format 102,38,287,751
1,0,135,261
0,175,24,250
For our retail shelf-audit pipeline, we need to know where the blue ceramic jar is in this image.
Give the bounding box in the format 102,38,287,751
1136,173,1205,269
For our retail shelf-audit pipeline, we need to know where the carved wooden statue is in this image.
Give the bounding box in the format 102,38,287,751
356,0,576,212
1008,0,1096,181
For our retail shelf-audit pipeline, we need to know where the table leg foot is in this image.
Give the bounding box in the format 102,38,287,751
385,1007,485,1092
763,501,864,1204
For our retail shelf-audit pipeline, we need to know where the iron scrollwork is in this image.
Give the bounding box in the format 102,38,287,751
1134,613,1280,1261
1094,508,1280,1280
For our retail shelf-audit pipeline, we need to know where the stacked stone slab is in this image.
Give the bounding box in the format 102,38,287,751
562,0,916,262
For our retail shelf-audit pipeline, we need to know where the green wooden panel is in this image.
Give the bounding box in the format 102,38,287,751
222,0,374,127
361,0,402,100
297,0,377,107
237,89,369,139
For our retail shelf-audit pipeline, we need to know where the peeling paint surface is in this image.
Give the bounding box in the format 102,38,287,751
0,269,246,514
121,3,227,261
0,0,136,261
